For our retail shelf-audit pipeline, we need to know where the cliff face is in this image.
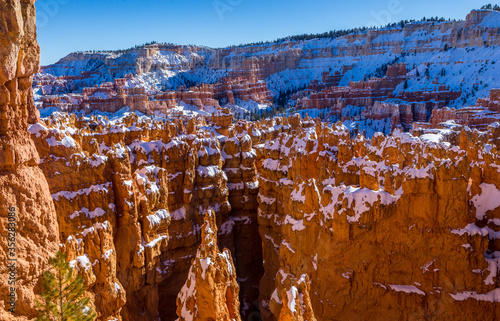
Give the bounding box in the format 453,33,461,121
35,9,500,109
25,108,266,320
0,0,59,320
254,118,500,320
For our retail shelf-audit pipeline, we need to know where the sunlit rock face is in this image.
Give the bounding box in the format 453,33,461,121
24,109,265,320
176,210,241,321
19,106,500,321
254,117,500,321
0,1,60,320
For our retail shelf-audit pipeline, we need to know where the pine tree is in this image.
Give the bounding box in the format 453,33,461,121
36,251,96,321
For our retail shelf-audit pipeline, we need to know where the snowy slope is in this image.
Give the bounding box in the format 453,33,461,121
35,10,500,106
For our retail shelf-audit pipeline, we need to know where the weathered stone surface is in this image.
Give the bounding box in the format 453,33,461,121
0,1,59,320
176,210,241,321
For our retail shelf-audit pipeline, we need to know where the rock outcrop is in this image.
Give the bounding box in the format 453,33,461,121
176,210,241,321
0,1,59,320
37,75,272,117
276,274,317,321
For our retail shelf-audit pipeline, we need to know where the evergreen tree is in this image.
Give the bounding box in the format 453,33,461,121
36,251,96,321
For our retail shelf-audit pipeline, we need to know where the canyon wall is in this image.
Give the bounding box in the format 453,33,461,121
37,76,273,116
19,108,500,321
34,9,500,109
254,117,500,320
25,108,267,320
0,1,59,320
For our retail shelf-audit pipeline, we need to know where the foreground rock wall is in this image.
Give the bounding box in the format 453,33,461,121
176,210,241,321
0,1,60,320
3,1,500,320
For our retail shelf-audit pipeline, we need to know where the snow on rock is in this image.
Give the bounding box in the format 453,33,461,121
291,183,306,203
480,11,500,28
450,288,500,302
471,183,500,220
69,207,107,220
388,284,426,296
175,210,241,321
321,185,398,223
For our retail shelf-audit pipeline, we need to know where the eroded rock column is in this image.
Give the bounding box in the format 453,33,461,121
0,1,59,319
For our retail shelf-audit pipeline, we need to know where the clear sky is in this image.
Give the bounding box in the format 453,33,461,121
36,0,490,65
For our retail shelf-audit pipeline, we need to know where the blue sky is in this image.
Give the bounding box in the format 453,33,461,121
36,0,490,65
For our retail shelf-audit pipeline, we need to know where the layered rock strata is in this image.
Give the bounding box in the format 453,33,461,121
0,1,59,320
254,117,500,321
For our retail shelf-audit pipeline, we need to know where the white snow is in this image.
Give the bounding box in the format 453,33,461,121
171,207,187,220
480,11,500,28
471,183,500,220
281,240,296,253
286,286,299,313
271,289,282,304
291,183,306,203
28,123,48,138
102,249,114,260
199,257,212,279
69,207,106,220
70,254,92,271
46,135,77,148
146,209,170,228
283,215,306,231
51,182,112,201
388,284,426,296
450,288,500,302
321,185,398,223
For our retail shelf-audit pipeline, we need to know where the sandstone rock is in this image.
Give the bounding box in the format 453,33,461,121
176,210,241,321
0,1,59,320
277,274,317,321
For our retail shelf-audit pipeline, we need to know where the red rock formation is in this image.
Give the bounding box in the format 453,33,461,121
212,108,234,136
253,115,500,321
176,210,241,321
395,85,461,108
5,4,500,320
296,63,407,111
40,76,273,116
477,88,500,113
420,90,500,130
275,274,317,321
18,103,500,321
0,1,60,320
